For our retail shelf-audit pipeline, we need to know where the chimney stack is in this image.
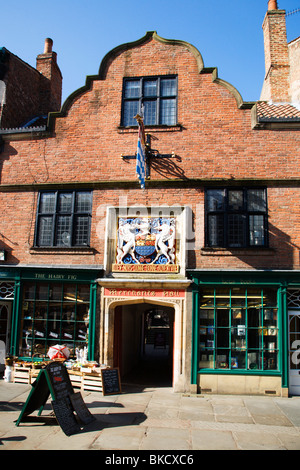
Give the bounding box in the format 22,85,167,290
260,2,290,102
36,38,62,114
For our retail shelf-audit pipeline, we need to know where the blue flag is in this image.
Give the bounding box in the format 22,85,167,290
135,114,146,189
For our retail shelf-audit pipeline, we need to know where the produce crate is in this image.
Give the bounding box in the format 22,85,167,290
13,366,31,384
68,370,82,389
82,372,103,392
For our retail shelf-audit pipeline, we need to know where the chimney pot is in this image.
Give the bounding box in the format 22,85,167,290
44,38,53,54
268,0,278,10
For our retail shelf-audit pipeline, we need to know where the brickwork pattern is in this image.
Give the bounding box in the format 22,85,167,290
0,35,299,271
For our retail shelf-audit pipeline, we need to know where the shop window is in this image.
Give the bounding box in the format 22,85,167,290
19,281,90,358
121,76,177,127
205,188,268,248
198,286,279,372
35,190,92,247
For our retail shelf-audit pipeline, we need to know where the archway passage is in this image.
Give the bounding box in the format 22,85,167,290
113,302,174,387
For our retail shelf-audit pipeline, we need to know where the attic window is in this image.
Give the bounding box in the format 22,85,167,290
121,75,177,127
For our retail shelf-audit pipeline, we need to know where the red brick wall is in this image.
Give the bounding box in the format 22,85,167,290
0,35,299,270
0,46,62,129
0,52,41,128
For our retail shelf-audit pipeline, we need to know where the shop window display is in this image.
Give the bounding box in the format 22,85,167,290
198,287,278,371
19,282,90,358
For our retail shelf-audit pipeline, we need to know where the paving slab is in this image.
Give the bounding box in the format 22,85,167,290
140,427,190,450
191,428,237,450
1,380,300,450
92,425,146,450
243,396,294,427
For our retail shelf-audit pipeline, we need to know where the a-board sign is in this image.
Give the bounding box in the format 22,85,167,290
51,397,81,436
101,368,121,395
70,392,95,425
16,361,94,436
46,361,73,400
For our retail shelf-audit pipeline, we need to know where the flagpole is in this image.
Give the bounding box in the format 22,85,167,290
135,113,146,189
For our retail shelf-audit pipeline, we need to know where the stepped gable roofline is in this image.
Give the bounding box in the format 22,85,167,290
46,31,252,132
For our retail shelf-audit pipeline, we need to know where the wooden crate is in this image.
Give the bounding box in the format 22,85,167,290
13,366,31,384
82,373,103,392
68,371,82,389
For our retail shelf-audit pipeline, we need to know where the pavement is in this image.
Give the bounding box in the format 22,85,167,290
1,379,300,452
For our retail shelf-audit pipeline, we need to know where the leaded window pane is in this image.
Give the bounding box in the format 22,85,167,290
160,99,176,125
124,80,140,98
207,189,225,211
208,214,224,247
37,216,53,246
58,193,72,213
161,78,176,96
144,80,157,97
39,193,55,213
248,189,266,211
56,216,71,246
74,216,90,246
228,190,243,211
228,214,246,247
123,101,139,127
249,215,265,246
76,192,92,212
144,100,157,125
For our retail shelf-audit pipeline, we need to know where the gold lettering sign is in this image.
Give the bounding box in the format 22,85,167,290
104,288,185,298
112,263,179,273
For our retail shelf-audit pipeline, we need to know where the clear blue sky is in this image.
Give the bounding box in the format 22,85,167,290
2,0,299,104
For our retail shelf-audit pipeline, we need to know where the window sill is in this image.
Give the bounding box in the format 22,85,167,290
29,246,97,255
117,124,183,133
200,247,275,256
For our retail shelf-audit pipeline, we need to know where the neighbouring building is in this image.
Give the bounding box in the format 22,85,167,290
0,0,300,395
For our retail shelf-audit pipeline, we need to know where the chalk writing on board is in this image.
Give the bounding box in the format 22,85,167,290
101,368,121,395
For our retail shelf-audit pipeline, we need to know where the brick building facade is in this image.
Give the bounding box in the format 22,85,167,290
0,1,300,395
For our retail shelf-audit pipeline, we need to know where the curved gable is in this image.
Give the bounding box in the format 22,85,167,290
47,31,250,132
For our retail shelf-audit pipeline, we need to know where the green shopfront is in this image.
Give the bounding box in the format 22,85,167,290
0,267,101,365
189,270,300,396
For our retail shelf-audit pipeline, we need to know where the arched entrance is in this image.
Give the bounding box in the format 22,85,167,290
113,302,174,387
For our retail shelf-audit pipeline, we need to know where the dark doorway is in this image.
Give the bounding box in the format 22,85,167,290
114,303,174,387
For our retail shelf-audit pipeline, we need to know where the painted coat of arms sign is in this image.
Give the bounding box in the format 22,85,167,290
113,217,178,272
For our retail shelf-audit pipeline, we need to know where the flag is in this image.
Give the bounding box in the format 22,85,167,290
135,113,146,189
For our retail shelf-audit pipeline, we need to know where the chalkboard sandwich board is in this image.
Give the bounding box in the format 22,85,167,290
101,368,121,395
16,361,95,436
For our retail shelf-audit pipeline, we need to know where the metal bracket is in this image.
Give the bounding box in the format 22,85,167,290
121,134,175,179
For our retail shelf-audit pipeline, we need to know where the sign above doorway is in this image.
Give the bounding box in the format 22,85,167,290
104,287,185,298
113,217,179,272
